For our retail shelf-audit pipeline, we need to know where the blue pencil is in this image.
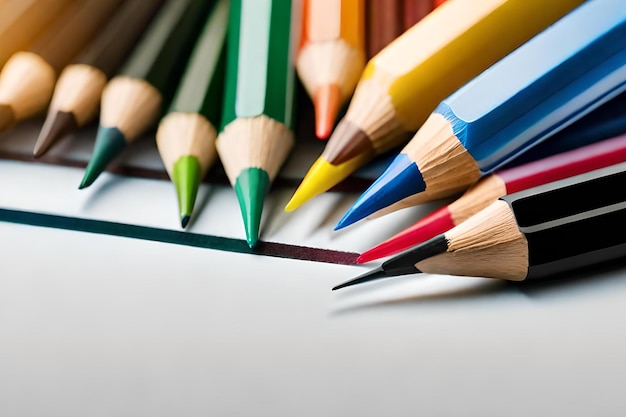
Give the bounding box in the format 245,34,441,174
335,0,626,230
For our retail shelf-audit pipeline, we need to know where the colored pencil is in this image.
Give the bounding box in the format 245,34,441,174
333,161,626,290
156,0,230,229
33,0,165,158
0,0,76,69
297,0,365,139
216,0,298,248
336,0,626,230
284,0,585,212
366,88,626,220
358,132,626,263
365,0,403,59
79,0,216,189
0,0,123,133
402,0,434,31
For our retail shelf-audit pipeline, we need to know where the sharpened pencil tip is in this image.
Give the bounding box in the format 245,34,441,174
235,168,270,249
79,126,127,189
33,110,78,157
181,215,191,229
332,266,389,290
335,153,427,228
0,104,15,132
173,156,202,230
314,84,342,139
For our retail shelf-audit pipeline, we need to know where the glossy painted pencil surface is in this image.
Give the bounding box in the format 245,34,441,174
216,0,298,248
0,0,122,132
358,132,626,263
285,0,585,212
337,0,626,230
297,0,365,139
156,0,229,228
334,161,626,290
33,0,165,157
79,0,215,189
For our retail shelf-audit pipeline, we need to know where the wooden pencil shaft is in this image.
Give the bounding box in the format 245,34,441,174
302,0,363,47
120,0,216,104
73,0,165,78
402,0,433,31
221,0,297,129
0,0,75,66
168,0,229,126
27,0,124,72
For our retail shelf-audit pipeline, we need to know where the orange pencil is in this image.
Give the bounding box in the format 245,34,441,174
297,0,365,139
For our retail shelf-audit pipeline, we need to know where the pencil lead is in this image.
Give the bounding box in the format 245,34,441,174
173,155,202,230
334,153,426,230
33,110,78,157
313,84,341,139
332,266,387,290
235,167,270,248
284,152,370,212
79,126,127,189
181,215,191,229
0,104,15,132
356,206,454,263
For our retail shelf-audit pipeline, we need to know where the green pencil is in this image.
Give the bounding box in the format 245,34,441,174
156,0,229,228
216,0,299,248
79,0,216,189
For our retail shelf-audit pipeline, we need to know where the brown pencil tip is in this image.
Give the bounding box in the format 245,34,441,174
0,104,15,132
314,84,342,139
33,111,78,157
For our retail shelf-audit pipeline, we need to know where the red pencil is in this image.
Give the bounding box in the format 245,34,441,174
402,0,434,31
358,132,626,263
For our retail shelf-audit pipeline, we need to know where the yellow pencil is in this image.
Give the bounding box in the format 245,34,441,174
284,0,585,212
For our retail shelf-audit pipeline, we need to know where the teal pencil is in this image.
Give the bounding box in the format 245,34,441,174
79,0,216,189
216,0,299,247
156,0,230,228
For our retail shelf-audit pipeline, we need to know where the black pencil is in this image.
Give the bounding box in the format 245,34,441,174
33,0,165,157
333,161,626,290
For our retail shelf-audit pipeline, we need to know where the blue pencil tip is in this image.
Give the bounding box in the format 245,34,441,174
334,153,426,229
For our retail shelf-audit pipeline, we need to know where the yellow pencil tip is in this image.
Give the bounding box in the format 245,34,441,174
284,154,371,212
314,84,342,139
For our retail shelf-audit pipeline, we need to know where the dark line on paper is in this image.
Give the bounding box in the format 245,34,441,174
0,208,359,265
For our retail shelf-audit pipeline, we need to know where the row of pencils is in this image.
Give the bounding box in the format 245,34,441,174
1,0,626,289
0,0,442,248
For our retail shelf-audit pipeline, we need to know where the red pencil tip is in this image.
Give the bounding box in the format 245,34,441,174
357,206,455,263
313,84,341,139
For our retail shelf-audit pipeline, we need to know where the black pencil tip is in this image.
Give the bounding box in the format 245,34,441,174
181,215,190,229
332,266,389,290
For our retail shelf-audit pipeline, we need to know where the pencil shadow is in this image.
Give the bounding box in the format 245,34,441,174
330,277,509,316
185,184,216,230
259,187,295,238
78,175,128,212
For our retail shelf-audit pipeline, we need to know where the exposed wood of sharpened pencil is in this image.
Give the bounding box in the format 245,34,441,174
216,0,298,247
79,0,216,189
33,0,166,158
335,161,626,290
156,0,230,228
284,0,585,213
335,0,626,230
296,0,365,139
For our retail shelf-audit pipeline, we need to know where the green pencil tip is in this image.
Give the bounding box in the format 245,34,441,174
0,104,15,132
234,168,270,248
79,126,127,189
34,110,78,158
173,156,202,229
